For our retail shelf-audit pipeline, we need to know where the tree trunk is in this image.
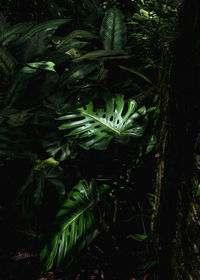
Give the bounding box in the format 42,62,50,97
155,0,200,279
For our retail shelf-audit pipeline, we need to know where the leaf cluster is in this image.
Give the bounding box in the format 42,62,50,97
0,1,163,271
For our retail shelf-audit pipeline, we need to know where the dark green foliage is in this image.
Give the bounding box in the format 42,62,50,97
0,0,178,272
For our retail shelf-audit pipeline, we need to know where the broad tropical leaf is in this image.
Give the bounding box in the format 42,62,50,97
14,18,71,45
40,180,108,269
100,8,127,50
57,95,148,150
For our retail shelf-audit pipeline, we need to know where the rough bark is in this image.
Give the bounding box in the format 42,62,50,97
155,0,200,279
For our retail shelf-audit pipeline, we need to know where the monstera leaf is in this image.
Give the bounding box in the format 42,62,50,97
40,180,108,269
57,95,148,150
100,8,127,50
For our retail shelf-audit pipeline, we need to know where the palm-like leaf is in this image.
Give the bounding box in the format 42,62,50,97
40,180,107,269
57,95,148,150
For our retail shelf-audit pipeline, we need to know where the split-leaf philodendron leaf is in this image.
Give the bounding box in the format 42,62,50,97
57,95,148,150
40,180,108,269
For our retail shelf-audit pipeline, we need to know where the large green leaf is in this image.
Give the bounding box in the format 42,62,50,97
40,180,107,269
100,8,127,50
14,19,71,45
57,95,148,150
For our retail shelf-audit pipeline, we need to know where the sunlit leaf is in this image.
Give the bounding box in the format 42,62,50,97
57,95,148,150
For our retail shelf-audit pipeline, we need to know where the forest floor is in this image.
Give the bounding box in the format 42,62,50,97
0,221,152,280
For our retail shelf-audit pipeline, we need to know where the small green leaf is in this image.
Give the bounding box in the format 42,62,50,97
128,234,148,242
26,61,56,72
34,157,59,171
145,135,157,154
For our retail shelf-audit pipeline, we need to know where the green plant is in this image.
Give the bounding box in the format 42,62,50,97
40,179,109,269
0,2,159,273
57,95,148,150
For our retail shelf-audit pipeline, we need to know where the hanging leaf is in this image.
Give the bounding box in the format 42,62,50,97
14,18,71,45
145,135,157,154
40,180,108,269
57,95,148,150
100,8,127,50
